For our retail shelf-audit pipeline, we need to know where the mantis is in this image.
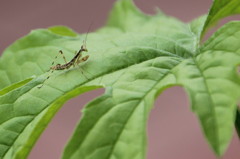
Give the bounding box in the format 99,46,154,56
38,33,90,89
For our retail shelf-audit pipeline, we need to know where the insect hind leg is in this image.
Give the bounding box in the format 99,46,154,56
75,55,93,80
37,67,56,89
77,66,89,80
38,50,67,89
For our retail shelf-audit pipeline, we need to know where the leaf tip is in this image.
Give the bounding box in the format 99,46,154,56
106,0,146,29
48,25,78,37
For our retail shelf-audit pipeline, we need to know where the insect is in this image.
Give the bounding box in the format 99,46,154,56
49,43,89,73
38,29,91,89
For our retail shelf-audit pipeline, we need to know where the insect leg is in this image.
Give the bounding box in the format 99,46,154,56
38,50,69,89
51,50,68,67
59,50,68,64
77,65,89,80
75,55,92,79
76,55,89,65
37,66,57,89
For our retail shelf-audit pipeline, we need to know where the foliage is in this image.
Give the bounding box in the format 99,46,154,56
0,0,240,158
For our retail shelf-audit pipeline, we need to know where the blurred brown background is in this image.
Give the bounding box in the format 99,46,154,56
0,0,239,159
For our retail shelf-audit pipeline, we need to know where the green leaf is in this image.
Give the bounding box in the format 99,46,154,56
200,0,240,38
48,26,78,37
189,15,207,47
0,78,33,95
63,1,240,158
0,78,100,158
188,21,240,155
0,0,240,159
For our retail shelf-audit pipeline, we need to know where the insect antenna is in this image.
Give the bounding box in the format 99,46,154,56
75,22,94,80
82,22,93,49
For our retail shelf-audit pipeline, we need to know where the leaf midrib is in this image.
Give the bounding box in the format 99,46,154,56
191,57,219,152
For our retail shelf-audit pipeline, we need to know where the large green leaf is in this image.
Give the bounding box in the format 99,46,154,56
0,0,239,159
200,0,240,38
